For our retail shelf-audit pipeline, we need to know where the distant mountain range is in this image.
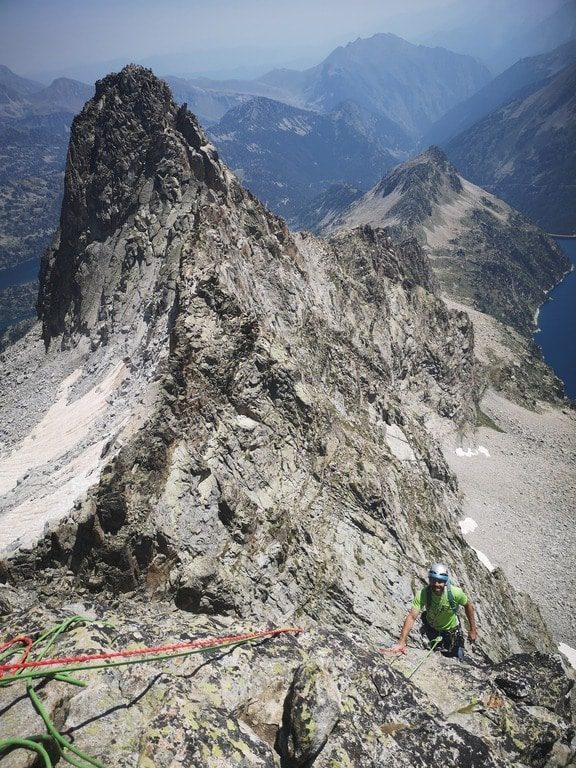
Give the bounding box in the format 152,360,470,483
187,34,491,141
209,98,405,227
444,63,576,234
0,34,491,276
0,69,93,282
0,67,93,117
318,147,569,335
207,40,576,235
0,64,45,98
1,22,574,333
422,40,576,148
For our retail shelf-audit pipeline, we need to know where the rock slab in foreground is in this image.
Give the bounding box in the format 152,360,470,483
0,595,574,767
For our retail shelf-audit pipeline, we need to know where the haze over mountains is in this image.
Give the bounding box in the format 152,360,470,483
181,33,576,233
0,0,575,338
444,62,576,234
185,34,491,139
416,0,576,74
421,39,576,148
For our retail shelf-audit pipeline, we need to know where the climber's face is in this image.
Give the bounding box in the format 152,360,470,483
429,578,446,596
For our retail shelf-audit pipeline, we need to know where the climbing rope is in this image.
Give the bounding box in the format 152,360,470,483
0,617,303,767
0,626,303,681
406,636,442,679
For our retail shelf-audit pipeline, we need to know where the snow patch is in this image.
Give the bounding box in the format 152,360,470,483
473,548,495,571
0,361,130,551
0,438,109,551
459,517,478,535
455,445,490,458
0,363,127,496
558,643,576,670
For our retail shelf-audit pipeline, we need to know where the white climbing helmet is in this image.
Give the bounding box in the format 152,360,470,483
428,563,449,583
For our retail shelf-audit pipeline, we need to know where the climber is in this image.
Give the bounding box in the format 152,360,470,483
391,563,477,658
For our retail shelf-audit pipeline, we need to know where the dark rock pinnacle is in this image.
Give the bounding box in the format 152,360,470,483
36,65,224,346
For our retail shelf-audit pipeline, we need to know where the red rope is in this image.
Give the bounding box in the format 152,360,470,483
0,627,302,676
0,635,33,666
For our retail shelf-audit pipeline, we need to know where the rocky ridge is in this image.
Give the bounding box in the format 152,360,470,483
0,66,574,766
311,148,576,647
318,147,569,345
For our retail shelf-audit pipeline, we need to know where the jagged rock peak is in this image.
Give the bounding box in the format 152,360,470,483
37,64,228,346
379,145,462,193
374,145,463,220
421,144,454,168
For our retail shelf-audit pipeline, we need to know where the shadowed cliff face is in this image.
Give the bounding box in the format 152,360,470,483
1,64,575,768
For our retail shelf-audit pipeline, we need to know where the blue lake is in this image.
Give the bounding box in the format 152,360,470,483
0,258,40,290
0,258,39,332
534,238,576,400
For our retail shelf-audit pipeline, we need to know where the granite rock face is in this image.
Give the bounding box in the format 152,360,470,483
0,66,574,766
1,66,550,655
0,595,573,768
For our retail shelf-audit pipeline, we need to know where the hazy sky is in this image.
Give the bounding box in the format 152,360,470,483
1,0,456,80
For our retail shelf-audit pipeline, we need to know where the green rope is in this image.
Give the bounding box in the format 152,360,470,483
0,618,279,768
1,617,107,768
28,684,104,768
53,672,87,687
0,634,260,685
0,736,53,767
406,636,442,679
35,616,89,659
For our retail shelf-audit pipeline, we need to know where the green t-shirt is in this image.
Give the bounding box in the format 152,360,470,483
412,585,468,631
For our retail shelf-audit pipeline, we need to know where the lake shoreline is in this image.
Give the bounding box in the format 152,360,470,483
534,238,576,400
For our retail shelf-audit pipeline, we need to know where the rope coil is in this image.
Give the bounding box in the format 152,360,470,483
0,619,304,768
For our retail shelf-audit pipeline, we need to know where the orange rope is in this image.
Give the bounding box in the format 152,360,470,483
0,627,303,677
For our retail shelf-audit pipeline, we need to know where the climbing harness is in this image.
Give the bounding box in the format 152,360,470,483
0,617,303,767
